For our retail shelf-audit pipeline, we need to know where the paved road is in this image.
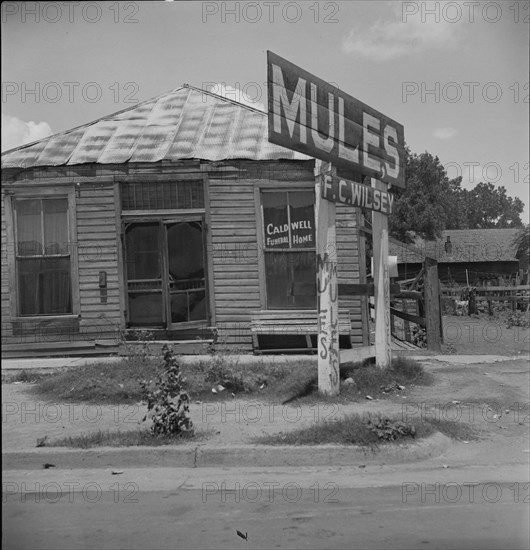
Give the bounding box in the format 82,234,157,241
3,463,529,550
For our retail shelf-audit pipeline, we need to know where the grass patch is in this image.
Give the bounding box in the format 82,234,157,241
24,355,160,404
2,369,56,384
47,428,207,448
253,413,434,446
424,418,481,441
253,413,478,446
18,354,314,405
283,357,434,404
17,354,432,407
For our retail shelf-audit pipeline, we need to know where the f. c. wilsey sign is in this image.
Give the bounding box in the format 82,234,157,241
267,51,406,188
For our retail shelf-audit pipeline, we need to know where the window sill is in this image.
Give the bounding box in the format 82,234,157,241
12,315,80,322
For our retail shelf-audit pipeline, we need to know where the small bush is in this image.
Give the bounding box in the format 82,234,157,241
140,345,193,437
506,310,530,328
366,416,416,441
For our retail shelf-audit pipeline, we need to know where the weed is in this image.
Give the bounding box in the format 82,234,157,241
140,345,193,437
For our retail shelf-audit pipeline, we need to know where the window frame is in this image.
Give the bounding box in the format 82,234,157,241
6,187,79,320
255,182,316,310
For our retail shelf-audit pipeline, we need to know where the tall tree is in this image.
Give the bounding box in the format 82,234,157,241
461,182,524,229
389,150,525,241
389,150,461,242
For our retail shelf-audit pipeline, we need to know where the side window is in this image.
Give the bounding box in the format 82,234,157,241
15,198,72,315
261,190,316,309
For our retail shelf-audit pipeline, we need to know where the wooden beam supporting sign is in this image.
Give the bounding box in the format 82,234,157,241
315,161,340,396
372,178,392,368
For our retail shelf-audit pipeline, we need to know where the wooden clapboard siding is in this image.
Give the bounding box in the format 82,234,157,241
0,189,12,341
208,176,260,349
335,202,364,344
76,184,121,340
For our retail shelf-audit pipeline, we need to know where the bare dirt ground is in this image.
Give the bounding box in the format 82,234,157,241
441,313,529,355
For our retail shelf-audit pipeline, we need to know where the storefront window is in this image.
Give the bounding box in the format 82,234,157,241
261,190,316,308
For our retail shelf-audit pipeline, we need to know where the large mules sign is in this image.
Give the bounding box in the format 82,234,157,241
267,51,405,188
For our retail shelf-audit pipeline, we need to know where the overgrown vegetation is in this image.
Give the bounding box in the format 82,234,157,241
15,354,432,406
47,428,200,448
254,412,479,446
283,357,433,404
140,345,193,437
506,310,530,328
254,413,431,446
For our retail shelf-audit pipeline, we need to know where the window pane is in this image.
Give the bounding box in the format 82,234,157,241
16,200,42,256
125,223,161,280
289,191,315,248
262,192,289,248
128,292,164,326
265,251,316,309
18,258,72,315
43,199,68,254
167,222,204,281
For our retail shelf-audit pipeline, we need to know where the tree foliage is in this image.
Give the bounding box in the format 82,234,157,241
389,149,524,242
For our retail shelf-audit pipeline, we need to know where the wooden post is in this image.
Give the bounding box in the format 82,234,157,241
315,161,340,396
403,298,411,342
372,178,391,368
424,257,442,351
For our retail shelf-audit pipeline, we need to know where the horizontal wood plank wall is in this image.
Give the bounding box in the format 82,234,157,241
208,176,259,350
336,203,364,344
76,183,121,341
0,190,12,341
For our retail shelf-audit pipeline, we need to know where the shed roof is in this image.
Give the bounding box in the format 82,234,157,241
389,228,520,264
1,85,310,169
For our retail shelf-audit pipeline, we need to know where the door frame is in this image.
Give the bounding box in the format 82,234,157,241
122,214,210,331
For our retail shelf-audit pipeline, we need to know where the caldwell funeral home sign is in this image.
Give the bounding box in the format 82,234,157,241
267,51,405,395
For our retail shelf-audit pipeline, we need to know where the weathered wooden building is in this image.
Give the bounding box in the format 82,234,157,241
389,229,523,286
1,85,368,357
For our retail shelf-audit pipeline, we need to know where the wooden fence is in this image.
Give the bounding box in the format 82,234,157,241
441,285,530,315
343,258,443,351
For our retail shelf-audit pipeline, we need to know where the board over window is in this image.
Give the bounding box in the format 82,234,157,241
261,190,316,309
14,198,72,316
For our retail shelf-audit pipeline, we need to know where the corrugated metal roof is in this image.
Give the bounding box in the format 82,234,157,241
389,229,520,264
1,85,310,169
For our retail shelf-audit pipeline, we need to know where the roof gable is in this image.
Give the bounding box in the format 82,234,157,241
1,85,310,169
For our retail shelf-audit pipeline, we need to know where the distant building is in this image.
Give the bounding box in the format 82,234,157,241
389,229,522,285
1,85,368,356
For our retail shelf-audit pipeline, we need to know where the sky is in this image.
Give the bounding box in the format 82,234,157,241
1,0,529,218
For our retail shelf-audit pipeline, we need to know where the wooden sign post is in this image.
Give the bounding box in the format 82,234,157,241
372,178,392,368
315,161,340,395
267,51,405,379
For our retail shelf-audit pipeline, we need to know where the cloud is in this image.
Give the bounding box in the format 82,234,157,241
1,114,52,152
433,127,458,140
342,2,461,61
202,83,265,111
